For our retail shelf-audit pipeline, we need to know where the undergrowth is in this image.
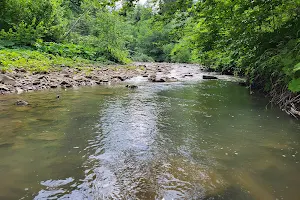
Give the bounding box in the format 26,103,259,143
0,48,93,73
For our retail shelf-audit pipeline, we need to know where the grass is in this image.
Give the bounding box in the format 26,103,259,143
0,48,95,73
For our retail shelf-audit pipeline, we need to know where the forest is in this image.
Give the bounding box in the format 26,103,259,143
0,0,300,114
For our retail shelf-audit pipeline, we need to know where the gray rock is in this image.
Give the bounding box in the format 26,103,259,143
73,76,86,82
182,74,194,78
16,100,28,106
149,76,166,82
148,75,156,82
0,74,16,85
0,84,10,91
113,76,127,81
15,87,24,94
60,80,72,87
148,75,166,82
50,85,58,88
33,81,41,85
15,68,26,73
14,74,25,78
38,75,46,79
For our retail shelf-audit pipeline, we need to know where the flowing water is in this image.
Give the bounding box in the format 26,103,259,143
0,80,299,200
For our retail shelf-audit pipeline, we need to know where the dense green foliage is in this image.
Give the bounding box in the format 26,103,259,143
0,0,130,64
0,0,299,96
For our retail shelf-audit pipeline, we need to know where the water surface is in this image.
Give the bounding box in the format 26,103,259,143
0,80,299,200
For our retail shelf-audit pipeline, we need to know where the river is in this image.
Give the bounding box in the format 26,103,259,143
0,78,299,200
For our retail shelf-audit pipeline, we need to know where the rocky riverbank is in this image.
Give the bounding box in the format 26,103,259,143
0,62,211,95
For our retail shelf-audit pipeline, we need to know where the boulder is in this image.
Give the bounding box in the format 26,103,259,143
0,74,16,85
203,75,218,80
16,100,28,106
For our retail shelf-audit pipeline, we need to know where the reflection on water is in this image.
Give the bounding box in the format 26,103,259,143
0,81,299,200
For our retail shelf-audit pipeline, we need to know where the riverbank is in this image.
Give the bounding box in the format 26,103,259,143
0,62,215,95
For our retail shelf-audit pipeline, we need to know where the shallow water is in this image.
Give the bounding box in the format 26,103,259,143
0,80,299,200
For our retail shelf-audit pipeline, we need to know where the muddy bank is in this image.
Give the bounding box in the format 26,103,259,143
0,62,220,95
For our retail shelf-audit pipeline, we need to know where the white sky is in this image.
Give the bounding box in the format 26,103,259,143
139,0,148,4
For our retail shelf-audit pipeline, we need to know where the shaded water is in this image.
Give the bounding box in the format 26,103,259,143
0,80,299,200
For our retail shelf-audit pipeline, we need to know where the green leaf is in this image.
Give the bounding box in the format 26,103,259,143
288,78,300,92
293,62,300,72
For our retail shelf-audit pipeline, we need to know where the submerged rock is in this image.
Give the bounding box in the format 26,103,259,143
203,75,218,80
27,132,62,141
16,100,28,106
238,80,247,86
126,85,138,89
166,77,178,82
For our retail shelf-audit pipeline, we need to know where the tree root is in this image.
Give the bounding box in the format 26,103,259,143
269,84,300,119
